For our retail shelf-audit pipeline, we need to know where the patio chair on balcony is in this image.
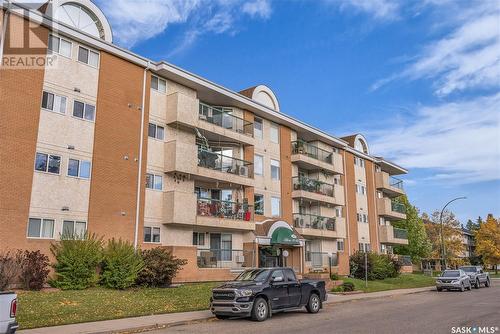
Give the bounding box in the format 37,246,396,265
199,250,217,268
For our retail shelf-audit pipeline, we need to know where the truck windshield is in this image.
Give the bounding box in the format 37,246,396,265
441,271,460,277
235,269,270,282
460,267,476,273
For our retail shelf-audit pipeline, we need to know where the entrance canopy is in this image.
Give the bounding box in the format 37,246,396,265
271,227,300,246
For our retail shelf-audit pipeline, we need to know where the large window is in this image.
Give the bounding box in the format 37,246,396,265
271,159,280,181
68,158,91,179
78,46,99,67
270,123,279,143
48,34,72,58
148,123,165,140
354,157,365,168
35,152,61,174
27,218,54,239
271,197,281,217
144,226,160,243
254,118,263,139
357,213,368,223
254,194,264,215
42,91,67,114
73,100,96,121
151,76,167,93
193,232,205,246
356,183,366,195
221,234,232,261
254,154,263,175
62,220,87,239
146,173,163,190
337,240,345,252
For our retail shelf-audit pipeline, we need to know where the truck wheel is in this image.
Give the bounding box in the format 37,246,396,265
460,282,465,292
251,297,268,322
485,279,491,287
475,279,480,289
436,287,442,292
306,293,321,314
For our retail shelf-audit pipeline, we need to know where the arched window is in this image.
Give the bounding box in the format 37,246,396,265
54,2,107,40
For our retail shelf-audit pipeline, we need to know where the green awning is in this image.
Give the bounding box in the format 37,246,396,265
271,227,300,246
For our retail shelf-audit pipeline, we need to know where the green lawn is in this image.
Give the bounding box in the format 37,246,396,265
488,272,500,278
335,273,436,293
17,283,218,329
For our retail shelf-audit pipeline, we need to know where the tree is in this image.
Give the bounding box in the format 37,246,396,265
465,219,480,233
475,215,500,274
392,195,431,263
424,210,465,268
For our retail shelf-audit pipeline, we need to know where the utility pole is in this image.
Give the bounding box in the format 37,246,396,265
439,197,466,270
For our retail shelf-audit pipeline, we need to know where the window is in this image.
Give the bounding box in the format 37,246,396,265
35,152,61,174
271,159,280,181
335,207,342,217
151,76,167,93
221,234,232,261
354,157,365,168
284,269,297,282
48,35,72,57
379,217,385,225
78,46,99,67
67,158,91,179
146,173,163,190
193,232,205,246
358,243,370,252
144,226,161,243
305,241,312,261
27,218,54,239
271,197,281,217
148,123,165,140
254,118,263,139
270,123,279,143
356,184,366,195
254,154,263,175
73,100,96,121
62,220,87,239
254,194,264,215
271,269,284,280
337,240,345,252
334,175,341,185
357,213,368,223
41,91,66,114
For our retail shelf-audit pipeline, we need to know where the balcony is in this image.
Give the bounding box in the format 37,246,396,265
197,249,256,269
291,141,341,174
377,197,406,221
196,197,255,231
197,147,254,187
305,252,339,271
379,224,409,245
293,213,340,238
375,171,405,197
199,103,253,137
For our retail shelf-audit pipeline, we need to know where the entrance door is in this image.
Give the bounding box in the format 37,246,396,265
210,233,221,261
269,269,288,309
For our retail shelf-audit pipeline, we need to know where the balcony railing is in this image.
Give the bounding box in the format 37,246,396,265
197,197,254,221
391,201,406,214
197,249,256,268
197,147,253,178
292,176,334,197
305,252,339,268
199,103,253,137
293,213,335,231
393,228,408,240
390,176,404,190
291,140,333,164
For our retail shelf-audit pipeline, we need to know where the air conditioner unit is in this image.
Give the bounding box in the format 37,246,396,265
235,255,244,263
239,166,249,177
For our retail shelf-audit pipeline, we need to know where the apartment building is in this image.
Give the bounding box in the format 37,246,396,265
0,0,408,282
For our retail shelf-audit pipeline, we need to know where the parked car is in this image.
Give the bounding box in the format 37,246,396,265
0,292,18,334
436,269,472,292
459,266,491,289
210,267,327,322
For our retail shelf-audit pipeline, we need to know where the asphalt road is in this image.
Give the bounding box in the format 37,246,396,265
154,281,500,334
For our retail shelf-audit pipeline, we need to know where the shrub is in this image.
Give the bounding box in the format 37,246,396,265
342,281,355,292
137,247,187,287
20,250,50,290
50,233,103,290
0,251,22,290
349,251,401,280
101,239,144,289
330,272,340,281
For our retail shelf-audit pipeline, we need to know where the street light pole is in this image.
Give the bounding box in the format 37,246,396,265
439,197,466,270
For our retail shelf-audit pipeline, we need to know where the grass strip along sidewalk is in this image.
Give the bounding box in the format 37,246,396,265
17,282,217,329
336,273,436,293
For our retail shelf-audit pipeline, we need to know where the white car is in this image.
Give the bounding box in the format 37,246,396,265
0,292,17,334
436,269,472,292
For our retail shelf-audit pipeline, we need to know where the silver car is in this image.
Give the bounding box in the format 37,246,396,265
436,269,472,292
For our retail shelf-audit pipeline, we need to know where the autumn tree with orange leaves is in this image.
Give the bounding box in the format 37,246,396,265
475,214,500,274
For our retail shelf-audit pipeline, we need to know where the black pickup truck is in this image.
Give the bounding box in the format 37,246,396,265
210,267,327,322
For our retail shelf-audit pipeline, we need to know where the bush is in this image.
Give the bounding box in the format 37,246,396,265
50,233,103,290
330,272,340,281
342,281,355,292
349,251,401,280
101,239,144,289
0,251,22,290
137,247,187,287
20,250,50,290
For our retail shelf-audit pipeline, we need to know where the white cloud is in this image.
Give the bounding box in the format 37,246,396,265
330,0,400,20
368,93,500,184
371,2,500,96
242,0,272,19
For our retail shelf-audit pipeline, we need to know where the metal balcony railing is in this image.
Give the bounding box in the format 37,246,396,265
197,249,256,268
197,197,254,221
390,176,404,190
305,252,339,268
199,103,253,137
291,140,333,165
393,228,408,240
391,201,406,214
197,147,253,178
293,213,335,231
292,176,334,197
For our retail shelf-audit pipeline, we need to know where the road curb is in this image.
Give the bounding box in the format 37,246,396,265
324,287,434,306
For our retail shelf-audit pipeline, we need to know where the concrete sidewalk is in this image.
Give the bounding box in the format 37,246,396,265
18,287,433,334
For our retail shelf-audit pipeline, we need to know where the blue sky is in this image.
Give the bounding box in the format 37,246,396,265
96,0,500,224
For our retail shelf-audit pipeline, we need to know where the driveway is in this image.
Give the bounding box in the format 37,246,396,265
154,282,500,334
